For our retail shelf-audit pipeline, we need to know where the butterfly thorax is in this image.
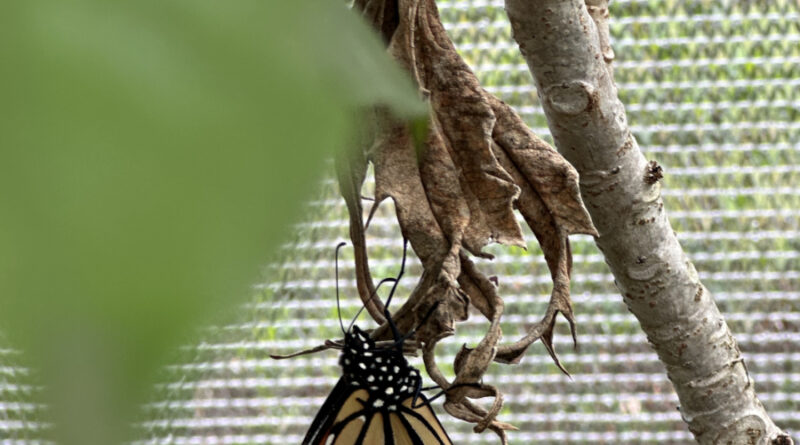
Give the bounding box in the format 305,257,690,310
339,325,421,411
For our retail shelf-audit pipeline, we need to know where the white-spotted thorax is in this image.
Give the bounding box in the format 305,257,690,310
340,325,421,411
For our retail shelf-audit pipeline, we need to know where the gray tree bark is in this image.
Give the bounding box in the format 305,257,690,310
503,0,794,444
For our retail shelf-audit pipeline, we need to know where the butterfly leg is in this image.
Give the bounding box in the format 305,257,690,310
414,382,482,407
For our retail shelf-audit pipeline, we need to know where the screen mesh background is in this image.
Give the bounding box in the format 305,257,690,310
2,0,799,443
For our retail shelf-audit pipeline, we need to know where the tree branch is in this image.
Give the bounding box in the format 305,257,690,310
504,0,793,443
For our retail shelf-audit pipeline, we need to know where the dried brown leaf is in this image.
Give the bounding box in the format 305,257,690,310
418,129,470,247
268,343,336,360
413,0,524,255
355,0,400,43
335,128,386,324
333,0,599,439
487,93,595,366
371,114,449,269
488,95,596,237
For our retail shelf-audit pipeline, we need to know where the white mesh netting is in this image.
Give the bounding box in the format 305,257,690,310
2,0,798,444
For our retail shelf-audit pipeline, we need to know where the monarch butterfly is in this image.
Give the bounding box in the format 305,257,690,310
303,241,453,445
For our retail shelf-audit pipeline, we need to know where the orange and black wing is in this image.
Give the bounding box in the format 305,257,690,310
303,378,355,444
305,387,452,445
389,393,453,445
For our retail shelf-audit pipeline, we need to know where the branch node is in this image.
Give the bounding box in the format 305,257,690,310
544,81,595,115
644,160,663,185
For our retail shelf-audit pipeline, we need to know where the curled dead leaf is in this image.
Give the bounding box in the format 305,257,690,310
329,0,599,440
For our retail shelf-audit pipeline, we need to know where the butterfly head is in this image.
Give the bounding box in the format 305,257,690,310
341,326,381,373
343,325,374,351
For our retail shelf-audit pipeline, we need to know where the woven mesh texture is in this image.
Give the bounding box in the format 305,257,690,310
2,0,799,444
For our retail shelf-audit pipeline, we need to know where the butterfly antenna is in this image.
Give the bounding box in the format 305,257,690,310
383,239,408,342
343,239,410,336
335,242,347,336
347,277,397,332
383,239,408,311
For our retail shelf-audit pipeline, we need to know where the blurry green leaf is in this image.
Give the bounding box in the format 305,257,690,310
0,2,424,445
299,4,428,118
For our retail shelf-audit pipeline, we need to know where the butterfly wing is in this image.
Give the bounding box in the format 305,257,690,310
303,378,356,444
390,393,453,445
305,380,379,445
305,386,452,445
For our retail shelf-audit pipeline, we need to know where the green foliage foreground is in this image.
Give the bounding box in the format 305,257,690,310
0,2,425,445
